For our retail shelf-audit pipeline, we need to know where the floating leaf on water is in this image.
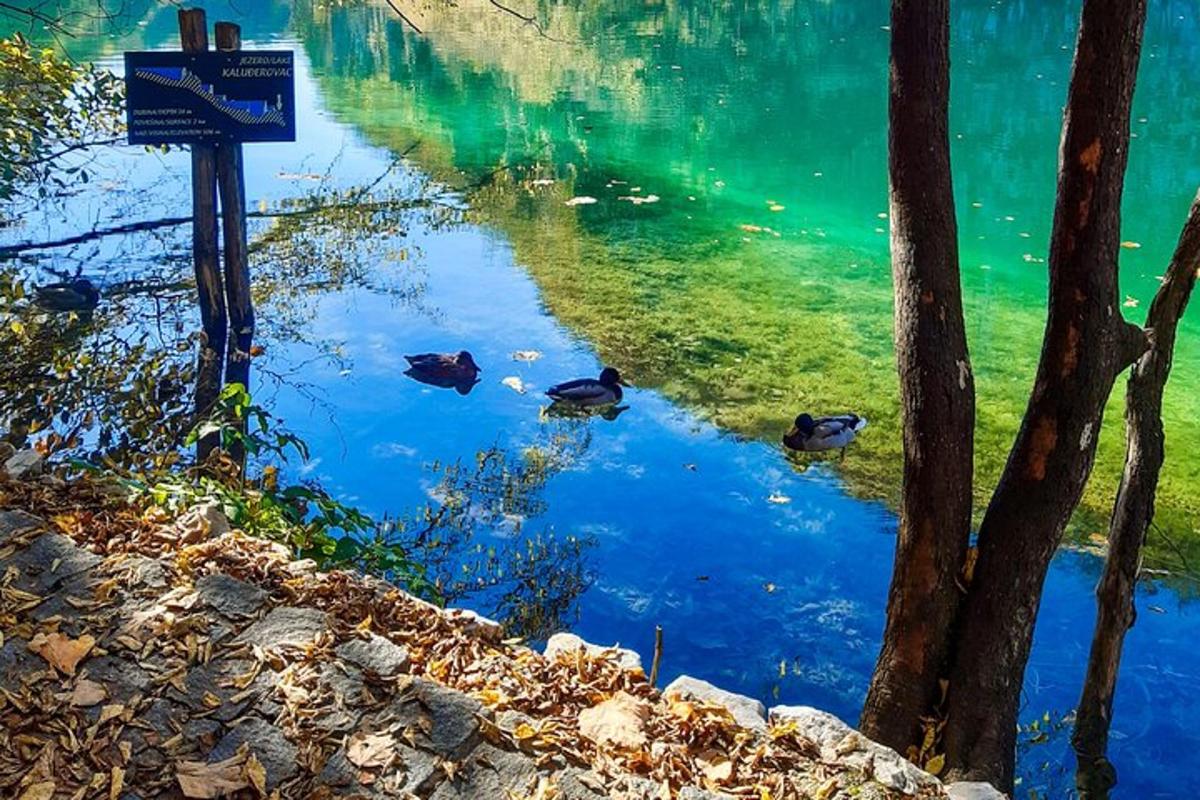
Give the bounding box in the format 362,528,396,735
876,212,888,219
1124,295,1140,308
767,493,791,504
763,582,777,593
564,196,597,206
714,180,726,188
618,194,660,205
769,204,785,212
502,376,527,394
971,201,983,208
512,350,542,363
1121,240,1142,249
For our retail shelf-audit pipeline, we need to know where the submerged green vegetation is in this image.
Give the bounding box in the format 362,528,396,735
289,0,1200,569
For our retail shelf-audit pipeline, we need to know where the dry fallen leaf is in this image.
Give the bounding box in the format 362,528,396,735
698,749,734,785
17,782,56,800
110,766,126,800
28,632,96,675
69,678,107,706
346,731,394,769
175,752,251,798
578,691,650,750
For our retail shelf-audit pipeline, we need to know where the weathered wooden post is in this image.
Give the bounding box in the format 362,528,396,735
126,9,294,466
214,21,254,468
214,21,254,394
178,8,226,461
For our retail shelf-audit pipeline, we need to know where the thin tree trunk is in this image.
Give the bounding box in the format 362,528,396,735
860,0,974,755
941,0,1149,790
1072,192,1200,799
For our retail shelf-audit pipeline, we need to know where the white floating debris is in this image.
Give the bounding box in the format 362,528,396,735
502,376,528,394
529,178,555,187
618,194,660,205
1124,295,1140,308
767,493,791,504
1120,240,1142,249
512,350,542,363
565,196,598,206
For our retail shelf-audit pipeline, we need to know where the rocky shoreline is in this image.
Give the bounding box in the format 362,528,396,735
0,462,1003,799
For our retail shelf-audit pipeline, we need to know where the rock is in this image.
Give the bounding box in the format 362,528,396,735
195,573,268,617
768,705,852,746
4,449,44,479
557,768,610,800
445,608,504,642
335,633,409,678
679,788,734,800
410,678,483,758
234,606,328,649
208,717,298,789
0,509,42,545
769,706,937,796
664,675,766,731
427,742,537,800
0,441,14,464
80,656,151,703
0,532,101,594
171,501,231,543
544,632,643,672
946,782,1008,800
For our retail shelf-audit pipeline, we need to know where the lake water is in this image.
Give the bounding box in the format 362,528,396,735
4,1,1200,796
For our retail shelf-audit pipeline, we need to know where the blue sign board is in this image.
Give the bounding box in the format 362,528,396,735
124,51,296,144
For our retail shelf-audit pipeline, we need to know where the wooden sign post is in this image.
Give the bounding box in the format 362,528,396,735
125,7,295,461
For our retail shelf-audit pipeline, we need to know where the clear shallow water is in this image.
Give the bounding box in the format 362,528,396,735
3,1,1200,796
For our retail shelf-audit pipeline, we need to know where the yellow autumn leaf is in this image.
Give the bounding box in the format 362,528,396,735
245,754,267,795
109,767,125,800
925,753,946,775
17,782,56,800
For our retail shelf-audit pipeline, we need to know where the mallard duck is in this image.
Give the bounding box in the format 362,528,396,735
34,279,100,312
403,351,481,390
546,367,627,407
783,413,868,455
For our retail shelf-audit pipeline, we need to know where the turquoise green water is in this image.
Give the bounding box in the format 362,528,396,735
284,0,1200,558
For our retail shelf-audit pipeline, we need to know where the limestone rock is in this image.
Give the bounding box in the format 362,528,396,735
196,573,268,617
427,742,538,800
664,675,766,731
208,717,298,789
946,782,1008,800
234,606,328,649
4,449,44,479
336,633,409,678
768,706,938,795
544,632,643,672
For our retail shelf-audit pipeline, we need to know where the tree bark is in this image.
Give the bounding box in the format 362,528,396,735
1072,192,1200,799
860,0,974,755
941,0,1149,790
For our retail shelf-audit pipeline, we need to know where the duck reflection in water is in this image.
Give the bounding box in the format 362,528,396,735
403,350,481,395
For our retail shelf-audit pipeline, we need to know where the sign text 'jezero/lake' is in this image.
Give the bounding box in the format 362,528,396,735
124,51,297,145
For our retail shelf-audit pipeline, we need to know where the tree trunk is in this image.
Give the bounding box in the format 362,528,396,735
860,0,974,755
1072,192,1200,799
941,0,1149,790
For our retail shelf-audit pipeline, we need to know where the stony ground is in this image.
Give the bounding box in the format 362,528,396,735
0,474,954,800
